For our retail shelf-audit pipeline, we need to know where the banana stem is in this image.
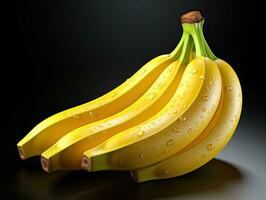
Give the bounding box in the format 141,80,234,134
182,23,207,57
198,21,218,60
178,33,193,64
169,31,194,65
179,11,218,60
169,32,186,59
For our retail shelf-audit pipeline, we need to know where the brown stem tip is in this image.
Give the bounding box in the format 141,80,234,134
41,157,50,173
81,156,92,171
181,11,203,24
130,170,139,183
17,146,25,160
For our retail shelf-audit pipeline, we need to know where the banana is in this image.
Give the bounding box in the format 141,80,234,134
131,59,242,182
81,57,222,171
17,32,186,160
40,34,192,172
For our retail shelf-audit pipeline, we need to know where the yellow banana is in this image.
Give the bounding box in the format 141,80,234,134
17,33,186,160
131,59,242,182
40,35,191,172
82,57,222,171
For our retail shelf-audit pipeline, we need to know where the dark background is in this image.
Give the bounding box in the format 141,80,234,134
4,0,265,199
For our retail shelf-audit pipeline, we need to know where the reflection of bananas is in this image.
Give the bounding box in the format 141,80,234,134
17,11,242,182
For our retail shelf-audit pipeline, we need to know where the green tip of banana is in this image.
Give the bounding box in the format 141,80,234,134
17,10,242,183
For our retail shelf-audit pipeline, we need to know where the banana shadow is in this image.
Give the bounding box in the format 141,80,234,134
13,158,243,200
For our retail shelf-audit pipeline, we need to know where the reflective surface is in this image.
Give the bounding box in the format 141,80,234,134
10,159,242,200
8,117,266,200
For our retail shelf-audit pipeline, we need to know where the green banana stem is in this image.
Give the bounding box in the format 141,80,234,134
198,21,218,60
182,20,218,60
170,32,193,64
178,33,193,64
169,32,185,59
182,23,207,57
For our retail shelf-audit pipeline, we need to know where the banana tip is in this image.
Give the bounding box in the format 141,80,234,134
130,170,139,183
17,146,25,160
41,156,50,173
81,156,92,171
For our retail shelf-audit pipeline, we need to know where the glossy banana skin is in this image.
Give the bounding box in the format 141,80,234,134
132,59,242,182
40,33,193,172
82,57,222,171
17,55,175,159
17,29,190,160
41,60,184,172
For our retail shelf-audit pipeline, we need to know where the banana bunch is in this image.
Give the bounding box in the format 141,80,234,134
17,11,242,183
